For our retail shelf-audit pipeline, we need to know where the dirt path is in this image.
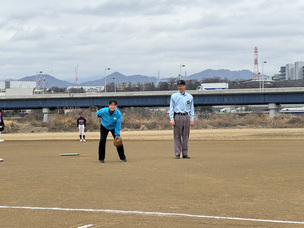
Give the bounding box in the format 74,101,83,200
1,129,304,227
1,128,304,141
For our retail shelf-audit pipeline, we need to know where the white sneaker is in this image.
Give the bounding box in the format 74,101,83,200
83,139,86,142
80,139,82,142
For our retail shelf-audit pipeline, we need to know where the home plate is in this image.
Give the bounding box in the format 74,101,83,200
59,153,79,156
0,158,3,162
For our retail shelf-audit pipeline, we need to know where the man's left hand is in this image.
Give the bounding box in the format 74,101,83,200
190,119,194,126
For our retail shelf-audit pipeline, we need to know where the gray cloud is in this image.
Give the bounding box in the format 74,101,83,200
0,0,304,80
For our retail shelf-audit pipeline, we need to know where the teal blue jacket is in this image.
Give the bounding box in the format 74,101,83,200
96,107,122,136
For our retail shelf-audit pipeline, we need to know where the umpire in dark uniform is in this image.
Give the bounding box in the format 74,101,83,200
169,80,194,159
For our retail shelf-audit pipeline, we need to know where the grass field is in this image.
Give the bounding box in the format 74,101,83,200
1,129,304,227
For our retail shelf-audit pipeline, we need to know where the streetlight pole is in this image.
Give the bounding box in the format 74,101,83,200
36,71,43,90
104,68,110,93
180,65,185,80
262,61,267,76
43,77,46,94
262,61,267,89
113,77,116,93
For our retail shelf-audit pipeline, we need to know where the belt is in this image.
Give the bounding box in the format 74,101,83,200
174,112,188,115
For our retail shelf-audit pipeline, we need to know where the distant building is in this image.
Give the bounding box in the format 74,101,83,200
286,64,295,80
0,81,36,90
277,61,304,81
196,83,229,90
295,61,304,80
273,66,286,81
67,86,104,92
119,82,128,89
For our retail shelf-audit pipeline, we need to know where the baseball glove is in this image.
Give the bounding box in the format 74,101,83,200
114,136,123,147
0,123,4,132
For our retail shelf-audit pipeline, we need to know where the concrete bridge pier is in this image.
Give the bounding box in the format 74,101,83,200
42,108,51,122
268,103,280,117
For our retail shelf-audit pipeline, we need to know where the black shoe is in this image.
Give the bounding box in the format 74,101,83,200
121,158,127,162
182,155,190,159
175,155,180,159
99,160,104,163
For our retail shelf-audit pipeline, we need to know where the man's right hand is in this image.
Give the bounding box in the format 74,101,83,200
170,120,175,126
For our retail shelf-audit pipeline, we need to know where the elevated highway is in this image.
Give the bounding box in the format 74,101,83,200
1,87,304,118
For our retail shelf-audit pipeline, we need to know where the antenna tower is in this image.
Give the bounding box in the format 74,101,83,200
253,47,259,79
75,66,78,88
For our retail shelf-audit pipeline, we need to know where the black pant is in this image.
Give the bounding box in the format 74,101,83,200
98,124,126,161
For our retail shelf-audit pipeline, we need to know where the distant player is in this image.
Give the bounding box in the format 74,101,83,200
77,112,86,142
96,99,127,163
0,109,4,138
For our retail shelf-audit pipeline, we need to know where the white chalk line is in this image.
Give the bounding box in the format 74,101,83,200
77,224,94,228
1,205,304,225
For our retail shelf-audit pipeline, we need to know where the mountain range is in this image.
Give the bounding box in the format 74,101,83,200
6,69,256,88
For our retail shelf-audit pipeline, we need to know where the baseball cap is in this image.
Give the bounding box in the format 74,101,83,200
177,80,186,85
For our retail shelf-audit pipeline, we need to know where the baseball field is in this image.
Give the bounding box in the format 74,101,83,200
1,129,304,227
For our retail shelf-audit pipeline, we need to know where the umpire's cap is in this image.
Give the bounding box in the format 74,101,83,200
177,80,186,85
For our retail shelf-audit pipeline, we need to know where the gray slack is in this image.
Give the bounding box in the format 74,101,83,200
173,114,190,156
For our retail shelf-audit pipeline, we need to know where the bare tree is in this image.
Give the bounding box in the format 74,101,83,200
168,77,178,89
158,82,170,91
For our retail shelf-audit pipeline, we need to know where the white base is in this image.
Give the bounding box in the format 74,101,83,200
59,153,80,156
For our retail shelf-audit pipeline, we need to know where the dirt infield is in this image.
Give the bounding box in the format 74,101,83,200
2,128,304,141
1,129,304,227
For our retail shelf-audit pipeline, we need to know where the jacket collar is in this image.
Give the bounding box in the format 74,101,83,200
178,91,187,96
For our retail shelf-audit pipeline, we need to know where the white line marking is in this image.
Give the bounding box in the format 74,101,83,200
1,205,304,225
78,224,94,228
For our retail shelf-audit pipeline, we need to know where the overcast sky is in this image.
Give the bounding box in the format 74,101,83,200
1,0,304,82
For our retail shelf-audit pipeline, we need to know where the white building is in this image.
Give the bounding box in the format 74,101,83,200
285,63,295,80
0,81,36,90
294,61,304,80
278,61,304,81
67,86,104,92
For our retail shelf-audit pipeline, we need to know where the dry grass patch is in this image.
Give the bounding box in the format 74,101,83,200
2,108,304,133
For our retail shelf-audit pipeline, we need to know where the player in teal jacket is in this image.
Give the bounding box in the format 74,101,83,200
96,99,127,163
